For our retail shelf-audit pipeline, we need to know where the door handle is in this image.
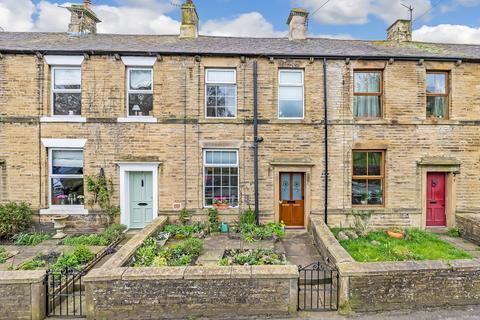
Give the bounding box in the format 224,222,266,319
138,203,148,206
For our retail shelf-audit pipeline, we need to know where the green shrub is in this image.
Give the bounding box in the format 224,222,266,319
0,202,32,238
208,208,220,232
0,248,7,264
12,232,51,246
133,238,158,267
163,222,206,239
135,237,203,267
63,234,109,246
221,249,286,266
62,224,126,246
447,227,461,238
239,222,285,242
19,256,46,270
52,245,95,272
179,208,191,225
240,208,256,225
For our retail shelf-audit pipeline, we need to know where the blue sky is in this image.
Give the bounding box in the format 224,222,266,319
3,0,480,43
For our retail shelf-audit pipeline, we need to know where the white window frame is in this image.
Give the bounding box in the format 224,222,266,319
46,148,85,213
51,66,82,117
278,69,305,120
126,67,154,118
205,68,237,119
203,149,239,208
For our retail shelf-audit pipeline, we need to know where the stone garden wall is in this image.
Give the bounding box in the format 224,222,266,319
310,217,480,312
0,270,46,320
457,214,480,245
85,215,298,319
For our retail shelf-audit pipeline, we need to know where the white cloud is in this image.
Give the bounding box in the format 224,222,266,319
201,12,286,37
0,0,35,31
294,0,432,25
413,24,480,44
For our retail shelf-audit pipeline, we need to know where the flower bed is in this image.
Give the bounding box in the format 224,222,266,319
12,232,52,246
331,227,472,262
132,237,203,267
0,248,7,264
62,224,126,246
229,209,285,242
219,249,287,266
16,245,95,272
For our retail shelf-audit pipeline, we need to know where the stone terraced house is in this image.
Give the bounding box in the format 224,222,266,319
0,0,480,232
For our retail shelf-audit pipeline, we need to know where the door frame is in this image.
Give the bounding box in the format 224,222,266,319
119,162,159,228
420,165,458,229
279,172,305,227
272,164,313,229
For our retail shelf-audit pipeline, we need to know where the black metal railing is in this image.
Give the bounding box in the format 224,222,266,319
46,267,87,317
298,261,339,311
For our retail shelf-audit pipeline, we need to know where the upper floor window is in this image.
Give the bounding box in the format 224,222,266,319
205,69,237,118
279,70,304,119
52,67,81,116
354,71,382,118
49,149,84,206
352,150,384,206
426,72,448,119
203,150,239,208
127,68,153,117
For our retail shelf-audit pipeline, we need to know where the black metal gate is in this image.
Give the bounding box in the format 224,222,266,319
298,261,339,311
46,268,86,317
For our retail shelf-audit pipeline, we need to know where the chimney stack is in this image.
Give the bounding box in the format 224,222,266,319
387,19,412,42
179,0,199,39
287,8,309,40
67,0,101,34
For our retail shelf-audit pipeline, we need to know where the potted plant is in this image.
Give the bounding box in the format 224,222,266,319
77,195,84,205
213,197,230,210
360,192,368,205
57,194,67,205
386,227,405,239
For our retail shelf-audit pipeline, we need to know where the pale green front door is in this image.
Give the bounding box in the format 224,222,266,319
129,172,153,229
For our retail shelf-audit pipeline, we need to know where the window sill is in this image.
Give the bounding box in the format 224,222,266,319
39,206,88,215
117,117,158,123
40,116,87,123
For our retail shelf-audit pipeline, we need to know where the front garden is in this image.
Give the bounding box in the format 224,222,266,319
131,208,287,267
0,201,126,272
331,227,472,262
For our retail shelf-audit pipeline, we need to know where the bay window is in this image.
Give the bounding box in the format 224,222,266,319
205,69,237,118
127,68,153,116
52,67,81,116
279,69,304,119
204,150,239,208
353,71,382,118
352,150,384,206
49,149,84,206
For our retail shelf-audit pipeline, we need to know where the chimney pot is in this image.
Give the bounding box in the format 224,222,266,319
84,0,91,9
179,0,199,39
387,19,412,42
287,8,309,40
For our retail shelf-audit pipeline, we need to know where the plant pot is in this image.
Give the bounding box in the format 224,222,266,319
213,204,229,210
386,229,405,239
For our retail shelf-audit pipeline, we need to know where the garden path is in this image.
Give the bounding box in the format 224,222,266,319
280,230,324,268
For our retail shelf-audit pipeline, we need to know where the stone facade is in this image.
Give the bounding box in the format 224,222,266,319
1,49,480,230
457,214,480,245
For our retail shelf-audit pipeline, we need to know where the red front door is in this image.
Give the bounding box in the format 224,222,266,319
426,172,446,227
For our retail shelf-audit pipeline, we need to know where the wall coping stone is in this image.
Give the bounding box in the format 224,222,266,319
184,266,233,279
310,216,354,264
251,265,299,279
0,270,46,284
84,267,126,282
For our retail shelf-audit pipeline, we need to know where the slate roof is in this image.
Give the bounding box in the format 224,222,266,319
1,32,480,61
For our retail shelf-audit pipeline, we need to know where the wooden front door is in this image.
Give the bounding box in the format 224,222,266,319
426,172,446,227
280,173,305,227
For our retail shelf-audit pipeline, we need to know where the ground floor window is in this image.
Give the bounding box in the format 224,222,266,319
204,149,239,207
352,150,384,206
49,149,84,205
